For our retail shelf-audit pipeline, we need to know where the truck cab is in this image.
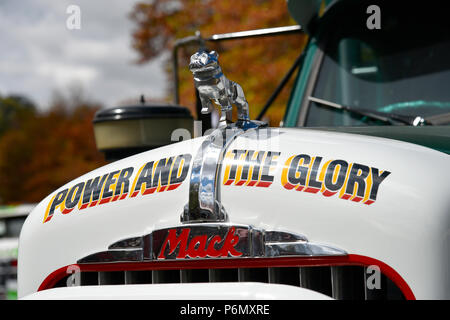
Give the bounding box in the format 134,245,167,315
18,0,449,300
284,0,450,153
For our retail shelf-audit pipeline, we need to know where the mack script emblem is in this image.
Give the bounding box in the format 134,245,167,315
152,225,254,260
156,227,242,259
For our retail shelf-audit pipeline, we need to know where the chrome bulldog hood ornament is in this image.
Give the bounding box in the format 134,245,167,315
75,51,346,265
189,50,260,129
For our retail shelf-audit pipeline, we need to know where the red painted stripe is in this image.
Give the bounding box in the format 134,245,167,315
99,197,112,205
256,181,272,188
143,187,157,195
37,254,415,300
322,190,337,197
303,187,320,193
119,193,128,200
247,181,257,187
158,185,168,192
167,184,181,191
61,208,73,214
131,191,140,198
282,182,296,190
351,196,363,202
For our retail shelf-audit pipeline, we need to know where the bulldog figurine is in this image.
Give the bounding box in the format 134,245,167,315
189,50,250,126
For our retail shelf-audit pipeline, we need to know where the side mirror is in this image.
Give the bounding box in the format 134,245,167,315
93,104,193,161
287,0,321,33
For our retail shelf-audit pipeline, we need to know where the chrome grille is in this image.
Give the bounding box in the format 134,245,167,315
55,265,405,300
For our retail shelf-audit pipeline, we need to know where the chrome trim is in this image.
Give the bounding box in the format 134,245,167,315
77,224,346,264
264,230,308,243
79,249,143,263
182,127,242,223
206,25,302,42
108,237,142,249
265,242,346,257
184,129,228,222
182,123,267,223
183,50,267,223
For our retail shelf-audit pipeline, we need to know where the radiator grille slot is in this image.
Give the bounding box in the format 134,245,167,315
181,269,209,283
125,271,152,285
209,268,238,282
268,267,300,286
238,268,268,283
57,265,405,300
331,266,365,300
300,266,332,297
152,270,180,284
80,271,98,286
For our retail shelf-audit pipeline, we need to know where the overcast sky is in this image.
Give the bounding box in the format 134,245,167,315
0,0,168,110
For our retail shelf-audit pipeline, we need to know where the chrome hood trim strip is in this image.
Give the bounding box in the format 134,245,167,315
77,224,347,264
183,49,266,223
183,126,245,223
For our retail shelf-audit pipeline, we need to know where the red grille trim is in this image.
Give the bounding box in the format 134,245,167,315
37,254,415,300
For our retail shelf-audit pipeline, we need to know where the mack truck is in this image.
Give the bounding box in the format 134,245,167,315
18,0,450,300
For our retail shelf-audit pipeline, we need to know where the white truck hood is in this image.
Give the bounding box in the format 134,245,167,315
18,127,450,299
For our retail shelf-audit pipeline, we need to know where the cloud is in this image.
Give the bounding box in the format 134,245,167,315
0,0,168,110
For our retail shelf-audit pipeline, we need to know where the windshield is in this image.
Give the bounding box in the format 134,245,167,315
305,1,450,127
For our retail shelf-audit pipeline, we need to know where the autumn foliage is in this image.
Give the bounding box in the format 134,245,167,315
0,95,106,204
130,0,307,125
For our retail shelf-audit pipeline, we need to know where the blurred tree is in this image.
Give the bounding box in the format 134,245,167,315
130,0,307,125
0,95,36,136
0,93,106,204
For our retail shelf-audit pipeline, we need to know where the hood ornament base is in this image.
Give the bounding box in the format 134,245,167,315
183,49,267,224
